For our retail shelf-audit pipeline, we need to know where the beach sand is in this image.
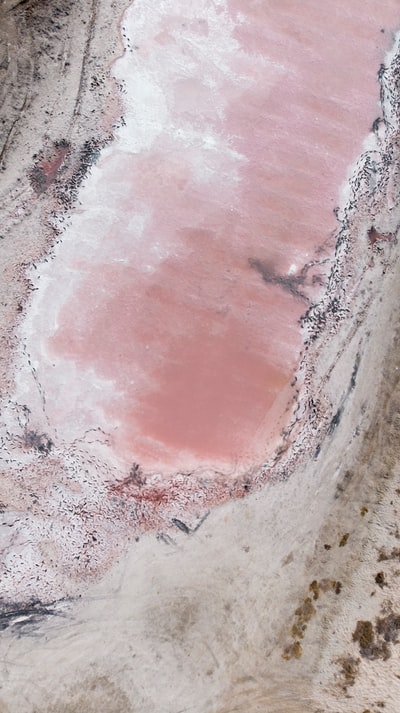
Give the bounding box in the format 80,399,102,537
1,1,400,712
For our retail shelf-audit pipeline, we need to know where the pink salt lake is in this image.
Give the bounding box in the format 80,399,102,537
23,0,399,475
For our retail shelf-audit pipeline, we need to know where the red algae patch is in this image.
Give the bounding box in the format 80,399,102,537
15,0,398,474
29,141,71,196
50,231,301,469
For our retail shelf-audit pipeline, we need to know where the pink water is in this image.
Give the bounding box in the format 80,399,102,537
31,0,399,473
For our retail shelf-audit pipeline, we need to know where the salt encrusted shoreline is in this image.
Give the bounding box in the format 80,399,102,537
0,0,131,606
0,0,129,392
262,31,400,483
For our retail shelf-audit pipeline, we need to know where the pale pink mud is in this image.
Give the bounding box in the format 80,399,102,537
18,1,400,476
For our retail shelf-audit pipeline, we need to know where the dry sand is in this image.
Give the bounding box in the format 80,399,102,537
1,2,400,712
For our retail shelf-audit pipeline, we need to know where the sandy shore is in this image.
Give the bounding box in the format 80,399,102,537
1,2,400,712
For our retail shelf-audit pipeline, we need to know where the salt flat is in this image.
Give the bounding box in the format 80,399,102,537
1,1,400,711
